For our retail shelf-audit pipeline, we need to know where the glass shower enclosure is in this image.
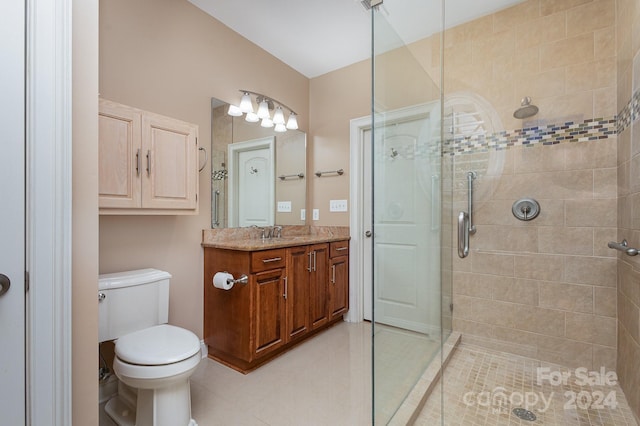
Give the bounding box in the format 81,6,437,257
370,0,451,424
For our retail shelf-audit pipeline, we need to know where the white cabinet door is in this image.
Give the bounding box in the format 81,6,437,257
0,0,26,423
142,112,198,210
98,100,142,208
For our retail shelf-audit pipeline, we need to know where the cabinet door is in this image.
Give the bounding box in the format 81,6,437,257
285,246,310,342
309,244,329,330
98,100,142,208
329,255,349,321
253,269,286,359
141,112,198,210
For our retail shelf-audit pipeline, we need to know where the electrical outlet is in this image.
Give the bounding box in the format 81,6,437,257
312,209,320,221
300,209,306,220
329,199,348,212
277,201,292,212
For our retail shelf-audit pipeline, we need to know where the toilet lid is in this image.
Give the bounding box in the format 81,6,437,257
115,324,200,366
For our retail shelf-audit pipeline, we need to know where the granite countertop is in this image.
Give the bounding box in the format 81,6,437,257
202,226,350,251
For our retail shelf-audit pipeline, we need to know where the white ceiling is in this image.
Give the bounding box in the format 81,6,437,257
188,0,524,79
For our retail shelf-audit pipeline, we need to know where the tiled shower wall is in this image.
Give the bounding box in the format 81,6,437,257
616,0,640,419
443,0,620,372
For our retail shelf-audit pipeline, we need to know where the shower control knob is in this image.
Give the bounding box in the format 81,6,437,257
512,198,540,221
365,230,372,238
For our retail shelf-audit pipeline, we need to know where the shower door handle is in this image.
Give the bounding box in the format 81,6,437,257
458,211,470,258
0,274,10,297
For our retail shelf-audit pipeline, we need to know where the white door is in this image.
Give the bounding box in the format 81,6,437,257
238,148,272,226
0,0,26,423
228,137,275,227
364,115,441,334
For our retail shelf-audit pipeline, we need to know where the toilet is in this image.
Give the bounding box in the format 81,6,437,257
98,269,201,426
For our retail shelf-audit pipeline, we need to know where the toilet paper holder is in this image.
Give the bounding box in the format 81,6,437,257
225,273,248,286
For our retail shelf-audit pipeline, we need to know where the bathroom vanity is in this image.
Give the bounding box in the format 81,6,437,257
202,228,349,373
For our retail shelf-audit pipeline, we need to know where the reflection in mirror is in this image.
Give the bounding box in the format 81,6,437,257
211,97,307,228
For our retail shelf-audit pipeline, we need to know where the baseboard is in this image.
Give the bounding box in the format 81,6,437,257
200,340,208,359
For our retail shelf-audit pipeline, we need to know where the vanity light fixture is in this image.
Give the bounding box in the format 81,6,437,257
227,104,243,117
228,90,300,132
238,92,254,113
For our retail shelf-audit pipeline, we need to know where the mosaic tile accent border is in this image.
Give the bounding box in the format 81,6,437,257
376,90,640,159
443,117,617,156
617,88,640,134
440,87,640,156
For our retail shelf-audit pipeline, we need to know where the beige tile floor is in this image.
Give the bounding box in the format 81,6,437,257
190,321,372,425
373,325,441,424
415,343,639,426
100,324,640,426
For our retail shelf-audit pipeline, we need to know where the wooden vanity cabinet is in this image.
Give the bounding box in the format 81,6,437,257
98,98,199,214
204,239,349,373
308,244,329,330
253,268,286,359
204,247,287,370
329,241,349,321
285,246,311,342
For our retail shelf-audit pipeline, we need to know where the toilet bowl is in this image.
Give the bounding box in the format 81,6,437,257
99,269,202,426
109,325,200,426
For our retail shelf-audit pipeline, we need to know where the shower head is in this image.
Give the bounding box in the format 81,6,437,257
513,96,539,119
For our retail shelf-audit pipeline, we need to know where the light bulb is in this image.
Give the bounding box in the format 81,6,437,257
261,117,274,128
257,99,270,119
274,123,287,133
286,113,298,130
273,106,285,125
239,92,254,113
245,112,259,123
227,104,243,117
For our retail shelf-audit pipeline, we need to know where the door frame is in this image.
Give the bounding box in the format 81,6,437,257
227,136,275,227
26,0,73,424
348,102,438,325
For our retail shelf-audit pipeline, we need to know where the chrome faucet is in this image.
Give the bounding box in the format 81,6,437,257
251,225,283,240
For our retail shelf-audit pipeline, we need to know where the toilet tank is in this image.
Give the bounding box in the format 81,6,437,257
98,269,171,342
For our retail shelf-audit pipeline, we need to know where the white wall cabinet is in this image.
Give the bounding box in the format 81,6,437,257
98,99,199,214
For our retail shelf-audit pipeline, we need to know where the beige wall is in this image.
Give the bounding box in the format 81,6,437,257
447,0,619,370
99,0,309,337
73,0,99,423
308,61,370,226
616,0,640,419
307,39,441,226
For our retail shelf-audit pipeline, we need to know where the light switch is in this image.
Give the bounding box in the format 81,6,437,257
312,209,319,221
300,209,306,220
330,199,348,212
277,201,292,212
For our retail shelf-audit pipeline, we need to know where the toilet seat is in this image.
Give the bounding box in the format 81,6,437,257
114,350,201,386
116,324,200,365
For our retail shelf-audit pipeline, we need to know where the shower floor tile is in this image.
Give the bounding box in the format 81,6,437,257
415,343,639,426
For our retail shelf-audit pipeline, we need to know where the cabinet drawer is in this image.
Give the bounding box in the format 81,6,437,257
330,240,349,258
251,249,286,272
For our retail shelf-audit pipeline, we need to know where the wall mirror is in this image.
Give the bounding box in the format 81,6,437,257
210,97,307,228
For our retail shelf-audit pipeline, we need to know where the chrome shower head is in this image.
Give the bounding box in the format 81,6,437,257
513,96,539,119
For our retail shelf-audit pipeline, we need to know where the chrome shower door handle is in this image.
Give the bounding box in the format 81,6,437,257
467,171,476,235
0,274,11,297
458,211,470,258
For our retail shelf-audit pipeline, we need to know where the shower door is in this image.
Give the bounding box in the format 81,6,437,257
371,0,449,424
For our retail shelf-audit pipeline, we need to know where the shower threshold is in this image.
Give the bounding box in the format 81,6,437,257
387,331,461,425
